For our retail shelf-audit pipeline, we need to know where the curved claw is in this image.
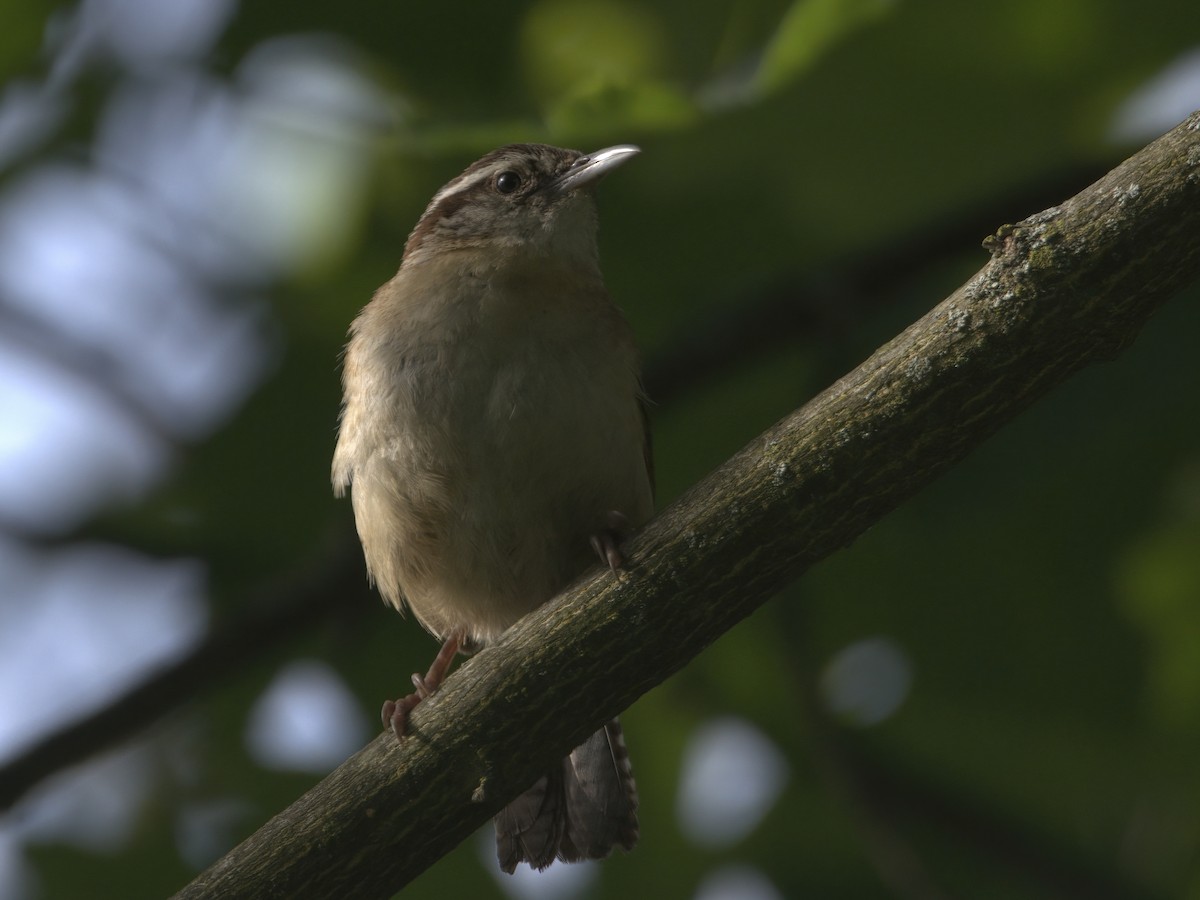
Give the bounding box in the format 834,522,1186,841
381,694,422,738
590,532,624,572
380,632,464,742
590,510,634,572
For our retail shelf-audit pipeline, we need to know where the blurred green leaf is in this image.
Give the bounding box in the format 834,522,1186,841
520,0,667,105
751,0,895,98
1117,518,1200,729
544,79,699,141
0,0,51,80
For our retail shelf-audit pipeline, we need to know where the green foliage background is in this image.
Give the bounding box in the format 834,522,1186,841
5,0,1200,897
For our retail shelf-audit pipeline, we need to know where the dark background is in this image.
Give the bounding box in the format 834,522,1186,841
2,1,1199,898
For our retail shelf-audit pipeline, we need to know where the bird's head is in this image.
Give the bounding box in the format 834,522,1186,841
400,143,639,269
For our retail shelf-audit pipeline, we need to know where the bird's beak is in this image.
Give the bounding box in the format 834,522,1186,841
547,144,640,196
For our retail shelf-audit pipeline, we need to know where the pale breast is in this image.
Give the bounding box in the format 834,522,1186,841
334,261,653,645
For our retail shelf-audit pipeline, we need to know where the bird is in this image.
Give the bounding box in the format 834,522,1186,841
331,143,653,872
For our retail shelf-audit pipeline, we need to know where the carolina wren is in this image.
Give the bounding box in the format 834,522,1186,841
332,144,653,871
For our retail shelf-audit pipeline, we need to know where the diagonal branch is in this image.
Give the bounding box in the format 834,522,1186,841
176,108,1198,899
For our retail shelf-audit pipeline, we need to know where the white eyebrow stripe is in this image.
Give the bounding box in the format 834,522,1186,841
426,159,512,209
427,174,471,208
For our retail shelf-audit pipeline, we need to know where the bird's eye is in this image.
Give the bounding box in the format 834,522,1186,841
495,171,522,194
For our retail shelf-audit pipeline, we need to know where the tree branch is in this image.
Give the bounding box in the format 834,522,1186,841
177,108,1200,898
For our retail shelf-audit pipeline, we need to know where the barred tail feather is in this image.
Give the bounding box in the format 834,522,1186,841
495,718,638,872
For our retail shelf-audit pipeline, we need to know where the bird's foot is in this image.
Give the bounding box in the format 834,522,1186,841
382,632,462,739
590,510,633,573
381,694,422,738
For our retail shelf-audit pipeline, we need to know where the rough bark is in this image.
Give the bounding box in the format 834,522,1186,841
174,111,1200,900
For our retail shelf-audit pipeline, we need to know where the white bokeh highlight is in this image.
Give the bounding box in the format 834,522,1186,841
0,830,34,900
72,0,238,71
0,539,207,758
1110,46,1200,142
15,744,159,853
0,343,172,531
245,659,370,772
676,716,789,847
819,636,912,727
174,797,255,870
480,828,598,900
694,864,784,900
0,161,274,431
0,29,383,536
